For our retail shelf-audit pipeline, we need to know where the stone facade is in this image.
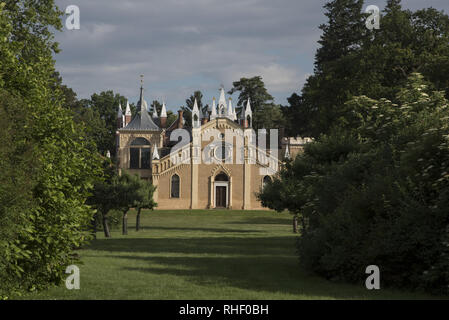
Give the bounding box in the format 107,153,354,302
116,84,299,210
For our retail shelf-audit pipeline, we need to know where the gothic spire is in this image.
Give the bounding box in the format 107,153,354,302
125,100,132,116
152,145,160,160
227,98,233,119
160,101,167,118
211,97,217,119
117,102,123,118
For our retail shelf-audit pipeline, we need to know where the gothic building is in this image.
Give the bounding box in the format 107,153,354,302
116,83,304,210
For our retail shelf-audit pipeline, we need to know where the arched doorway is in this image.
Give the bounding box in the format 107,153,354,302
214,172,229,208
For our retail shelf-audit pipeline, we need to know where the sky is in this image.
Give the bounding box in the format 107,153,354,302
54,0,449,112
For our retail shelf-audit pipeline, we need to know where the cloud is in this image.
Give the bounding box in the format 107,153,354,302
54,0,449,109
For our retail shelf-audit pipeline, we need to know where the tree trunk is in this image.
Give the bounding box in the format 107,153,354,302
122,210,128,235
102,214,111,238
92,213,97,240
136,208,141,231
293,215,298,234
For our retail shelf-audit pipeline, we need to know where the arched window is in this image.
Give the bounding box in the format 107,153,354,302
263,175,271,189
131,137,150,146
171,174,180,198
215,172,229,181
130,138,151,169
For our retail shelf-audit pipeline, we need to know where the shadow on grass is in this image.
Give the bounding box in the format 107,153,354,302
89,236,292,256
226,217,291,225
88,236,391,299
139,226,265,233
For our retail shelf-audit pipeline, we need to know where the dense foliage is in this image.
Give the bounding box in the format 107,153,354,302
284,0,449,137
260,74,449,294
0,1,102,298
90,170,156,237
228,76,285,130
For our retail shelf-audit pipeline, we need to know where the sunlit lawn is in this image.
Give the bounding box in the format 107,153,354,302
22,210,441,300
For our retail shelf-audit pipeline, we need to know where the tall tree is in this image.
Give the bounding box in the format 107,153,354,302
260,73,449,294
89,91,127,156
287,0,449,137
0,1,102,297
228,76,284,130
182,90,209,126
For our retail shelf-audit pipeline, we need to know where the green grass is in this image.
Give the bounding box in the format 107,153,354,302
21,210,442,300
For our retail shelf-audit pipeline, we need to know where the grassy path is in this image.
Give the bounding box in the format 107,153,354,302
22,210,439,299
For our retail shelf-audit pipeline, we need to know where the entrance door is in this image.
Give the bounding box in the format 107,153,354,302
216,186,227,208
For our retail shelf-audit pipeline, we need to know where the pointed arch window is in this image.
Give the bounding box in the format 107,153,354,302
215,172,229,181
171,174,180,198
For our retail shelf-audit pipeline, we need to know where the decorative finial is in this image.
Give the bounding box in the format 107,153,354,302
140,74,144,86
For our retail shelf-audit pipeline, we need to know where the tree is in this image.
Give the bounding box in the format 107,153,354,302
228,76,285,130
286,0,449,137
116,173,145,236
260,74,449,294
89,91,128,156
135,181,157,232
182,90,209,126
0,90,37,297
90,171,157,237
0,1,102,297
150,100,163,115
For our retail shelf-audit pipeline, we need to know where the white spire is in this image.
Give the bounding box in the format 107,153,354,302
192,98,200,128
160,101,167,118
117,102,123,118
152,106,158,118
241,98,252,127
244,98,252,117
218,87,226,116
219,87,226,105
227,98,233,119
152,145,160,160
233,105,237,121
285,144,290,159
125,100,132,116
211,97,217,119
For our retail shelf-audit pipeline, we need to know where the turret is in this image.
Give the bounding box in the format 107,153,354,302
227,98,233,120
125,100,132,126
117,102,123,128
192,98,201,128
152,145,160,160
218,87,226,116
152,105,159,119
210,97,217,120
160,101,167,128
240,98,252,128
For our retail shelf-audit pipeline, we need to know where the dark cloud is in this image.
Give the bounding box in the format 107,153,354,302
54,0,448,109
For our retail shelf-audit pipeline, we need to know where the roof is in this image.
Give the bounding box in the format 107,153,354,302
119,84,160,131
122,110,160,131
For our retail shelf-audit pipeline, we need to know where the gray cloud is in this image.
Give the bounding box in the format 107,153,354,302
55,0,448,109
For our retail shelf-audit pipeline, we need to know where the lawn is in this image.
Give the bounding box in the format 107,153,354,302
22,210,439,300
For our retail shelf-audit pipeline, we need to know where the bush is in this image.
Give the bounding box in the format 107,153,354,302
261,74,449,294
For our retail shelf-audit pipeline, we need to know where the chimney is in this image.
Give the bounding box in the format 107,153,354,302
177,110,184,129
